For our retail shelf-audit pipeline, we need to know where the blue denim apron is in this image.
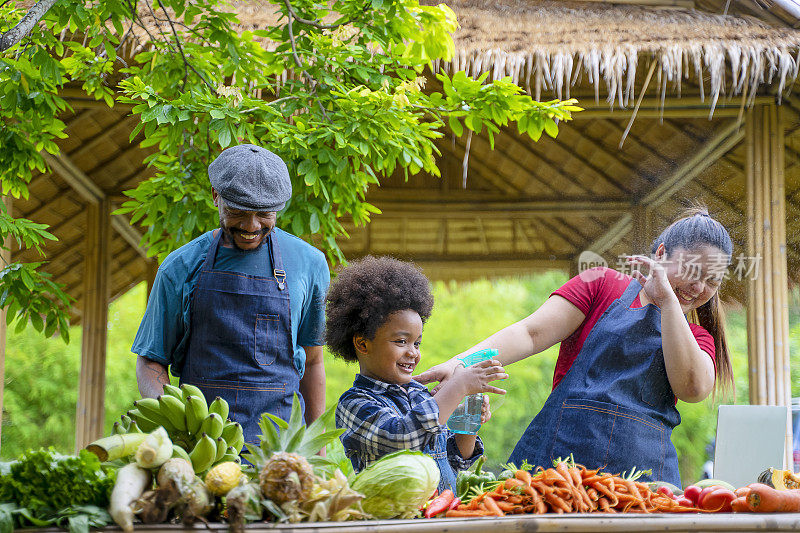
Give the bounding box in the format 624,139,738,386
181,230,301,445
508,279,682,486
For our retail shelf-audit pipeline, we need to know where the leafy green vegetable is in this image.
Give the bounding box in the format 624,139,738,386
0,448,115,533
351,450,439,519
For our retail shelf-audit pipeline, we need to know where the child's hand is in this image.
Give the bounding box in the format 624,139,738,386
480,394,492,424
453,359,508,396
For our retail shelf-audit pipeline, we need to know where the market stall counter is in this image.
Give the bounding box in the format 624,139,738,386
26,514,800,533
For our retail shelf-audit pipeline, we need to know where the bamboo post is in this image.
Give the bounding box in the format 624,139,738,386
74,199,110,452
745,103,792,469
0,197,10,453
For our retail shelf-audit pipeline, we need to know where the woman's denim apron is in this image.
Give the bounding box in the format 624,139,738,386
508,279,682,486
182,230,301,445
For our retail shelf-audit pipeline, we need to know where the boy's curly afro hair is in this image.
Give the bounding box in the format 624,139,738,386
325,256,433,362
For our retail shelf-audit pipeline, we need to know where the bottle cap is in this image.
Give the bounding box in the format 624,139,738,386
458,348,498,367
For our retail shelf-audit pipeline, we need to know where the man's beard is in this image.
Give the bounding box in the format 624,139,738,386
221,225,272,251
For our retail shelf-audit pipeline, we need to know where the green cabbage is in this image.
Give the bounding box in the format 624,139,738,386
351,450,439,519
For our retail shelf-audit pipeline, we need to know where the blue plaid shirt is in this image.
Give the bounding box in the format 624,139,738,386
336,373,483,474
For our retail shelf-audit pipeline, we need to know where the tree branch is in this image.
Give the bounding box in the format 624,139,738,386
281,0,347,30
0,0,59,52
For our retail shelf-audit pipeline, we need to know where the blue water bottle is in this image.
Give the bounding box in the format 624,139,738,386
446,348,498,434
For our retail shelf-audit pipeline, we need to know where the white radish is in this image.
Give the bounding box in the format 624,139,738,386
109,463,151,532
135,427,173,469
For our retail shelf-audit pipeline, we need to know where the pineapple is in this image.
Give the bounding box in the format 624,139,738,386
259,451,314,503
243,394,344,505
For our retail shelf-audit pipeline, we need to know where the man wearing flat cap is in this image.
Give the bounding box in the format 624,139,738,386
132,144,330,443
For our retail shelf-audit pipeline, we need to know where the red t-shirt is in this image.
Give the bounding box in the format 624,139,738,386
550,267,716,390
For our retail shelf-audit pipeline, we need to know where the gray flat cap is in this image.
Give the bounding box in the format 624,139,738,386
208,144,292,211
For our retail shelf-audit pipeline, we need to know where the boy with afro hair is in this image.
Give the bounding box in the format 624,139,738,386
327,256,507,494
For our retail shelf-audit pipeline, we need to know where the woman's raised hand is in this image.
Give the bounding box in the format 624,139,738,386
627,254,679,309
415,358,461,395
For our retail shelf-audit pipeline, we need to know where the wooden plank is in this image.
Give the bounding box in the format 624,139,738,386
47,512,800,531
74,199,110,451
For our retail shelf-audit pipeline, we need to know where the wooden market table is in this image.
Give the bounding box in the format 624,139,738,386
32,514,800,533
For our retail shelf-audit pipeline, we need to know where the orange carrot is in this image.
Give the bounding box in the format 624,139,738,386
496,500,517,512
580,469,600,479
504,478,525,491
591,481,619,506
515,469,532,486
745,484,800,512
483,496,505,517
731,497,750,513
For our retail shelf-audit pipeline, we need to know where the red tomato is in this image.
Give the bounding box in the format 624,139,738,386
683,485,702,505
701,488,736,512
697,486,723,508
676,496,695,508
657,486,675,499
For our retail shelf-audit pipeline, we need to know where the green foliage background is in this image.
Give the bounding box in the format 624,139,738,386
3,273,798,485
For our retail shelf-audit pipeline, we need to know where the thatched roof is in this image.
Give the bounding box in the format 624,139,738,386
431,1,800,108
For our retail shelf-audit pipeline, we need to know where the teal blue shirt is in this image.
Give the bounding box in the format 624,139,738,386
132,229,330,376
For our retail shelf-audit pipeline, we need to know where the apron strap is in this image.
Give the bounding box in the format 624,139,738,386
202,230,223,271
620,278,643,307
267,232,286,291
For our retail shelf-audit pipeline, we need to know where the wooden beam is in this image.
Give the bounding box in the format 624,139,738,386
571,95,776,110
586,119,746,255
587,213,633,256
575,108,751,120
75,198,110,451
641,120,745,204
493,126,604,196
111,215,148,259
41,151,104,203
370,199,630,218
435,137,523,195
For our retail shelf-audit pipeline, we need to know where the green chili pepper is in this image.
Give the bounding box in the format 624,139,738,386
455,456,496,499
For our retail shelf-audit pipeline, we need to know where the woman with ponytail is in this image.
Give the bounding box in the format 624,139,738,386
417,208,733,487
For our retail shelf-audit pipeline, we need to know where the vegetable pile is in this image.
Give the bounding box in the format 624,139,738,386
443,460,698,517
0,448,115,533
109,384,244,474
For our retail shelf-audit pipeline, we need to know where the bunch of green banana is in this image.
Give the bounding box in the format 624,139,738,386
113,383,244,474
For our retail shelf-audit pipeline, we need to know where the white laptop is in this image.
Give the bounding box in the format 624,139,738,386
712,404,787,489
